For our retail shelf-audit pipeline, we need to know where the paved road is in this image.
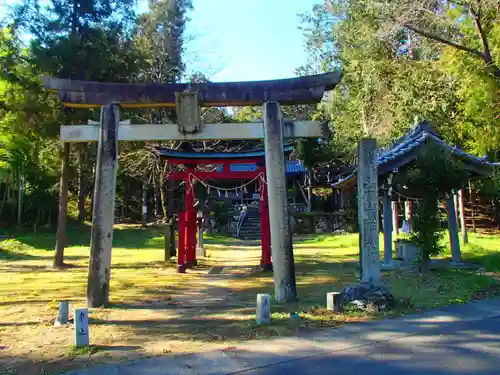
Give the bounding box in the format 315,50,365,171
66,298,500,375
240,316,500,375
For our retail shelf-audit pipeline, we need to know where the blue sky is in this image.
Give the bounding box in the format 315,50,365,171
178,0,319,82
1,0,319,82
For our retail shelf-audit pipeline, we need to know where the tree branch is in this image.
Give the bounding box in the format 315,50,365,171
403,23,484,58
470,0,494,66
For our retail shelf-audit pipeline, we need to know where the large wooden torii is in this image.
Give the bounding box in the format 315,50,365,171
43,72,342,308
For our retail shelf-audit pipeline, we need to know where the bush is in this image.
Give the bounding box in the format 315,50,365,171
394,145,468,270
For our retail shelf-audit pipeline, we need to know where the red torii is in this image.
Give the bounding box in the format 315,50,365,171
156,148,275,273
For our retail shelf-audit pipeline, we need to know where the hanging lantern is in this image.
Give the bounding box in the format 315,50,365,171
207,186,211,195
225,190,229,198
243,186,248,194
217,189,221,197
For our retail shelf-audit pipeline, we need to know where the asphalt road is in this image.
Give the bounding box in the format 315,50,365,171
239,316,500,375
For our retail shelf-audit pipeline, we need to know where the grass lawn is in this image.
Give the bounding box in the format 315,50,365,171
0,225,499,374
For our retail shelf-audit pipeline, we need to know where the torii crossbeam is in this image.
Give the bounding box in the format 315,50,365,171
44,72,341,308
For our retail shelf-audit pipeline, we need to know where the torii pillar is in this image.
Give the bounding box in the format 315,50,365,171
264,101,297,303
259,175,272,271
87,104,120,307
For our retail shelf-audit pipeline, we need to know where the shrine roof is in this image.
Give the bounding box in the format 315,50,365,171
155,144,294,160
331,121,499,189
216,160,305,174
41,71,341,109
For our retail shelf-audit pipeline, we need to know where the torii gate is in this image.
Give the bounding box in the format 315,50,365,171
155,146,288,273
42,72,341,307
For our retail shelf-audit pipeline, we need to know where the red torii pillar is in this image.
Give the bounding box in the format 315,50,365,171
185,170,197,268
177,211,186,273
260,175,272,271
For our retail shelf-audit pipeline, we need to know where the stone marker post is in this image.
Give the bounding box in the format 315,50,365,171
263,101,297,303
382,191,393,266
446,192,461,263
87,104,120,308
196,216,205,257
74,308,89,347
326,292,342,312
256,294,271,325
58,301,69,324
357,138,380,283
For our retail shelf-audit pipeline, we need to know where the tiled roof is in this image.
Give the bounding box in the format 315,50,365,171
155,145,294,159
216,160,305,174
331,121,499,189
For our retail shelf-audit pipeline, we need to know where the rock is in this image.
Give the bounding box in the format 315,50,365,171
341,283,395,312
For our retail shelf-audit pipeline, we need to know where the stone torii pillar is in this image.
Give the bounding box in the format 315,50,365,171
263,101,297,303
87,104,120,308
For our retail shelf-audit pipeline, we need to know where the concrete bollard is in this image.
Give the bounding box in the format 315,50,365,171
327,292,343,312
256,294,271,325
54,301,69,326
196,247,206,258
74,308,89,347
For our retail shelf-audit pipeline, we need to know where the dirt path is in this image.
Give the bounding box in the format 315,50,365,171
0,241,268,375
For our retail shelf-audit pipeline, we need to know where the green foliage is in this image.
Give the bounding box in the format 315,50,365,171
301,0,500,159
396,145,468,260
68,345,98,356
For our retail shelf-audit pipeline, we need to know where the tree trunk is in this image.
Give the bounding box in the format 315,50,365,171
453,191,460,230
121,176,127,219
54,143,71,268
160,173,168,220
0,183,8,217
77,144,87,222
142,181,148,227
34,208,41,233
420,251,430,274
306,172,312,212
469,182,476,233
458,189,468,244
17,168,23,226
164,179,176,259
153,175,161,217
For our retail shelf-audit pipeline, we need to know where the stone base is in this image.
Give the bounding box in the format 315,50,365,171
341,282,395,312
395,240,421,264
380,262,394,270
176,265,186,273
261,263,273,272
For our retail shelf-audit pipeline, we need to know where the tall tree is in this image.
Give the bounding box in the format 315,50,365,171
13,0,140,267
0,28,61,229
300,0,498,159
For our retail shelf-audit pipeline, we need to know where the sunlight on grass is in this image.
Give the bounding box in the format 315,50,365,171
0,226,499,375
